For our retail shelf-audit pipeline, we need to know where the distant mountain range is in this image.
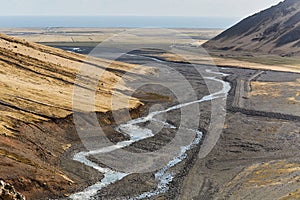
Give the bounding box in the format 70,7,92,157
203,0,300,56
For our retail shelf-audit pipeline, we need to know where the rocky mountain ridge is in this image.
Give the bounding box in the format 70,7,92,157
204,0,300,56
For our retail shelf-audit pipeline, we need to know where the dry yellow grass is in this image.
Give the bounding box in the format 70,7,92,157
249,80,300,104
0,28,221,45
280,188,300,200
154,52,300,74
217,160,300,199
0,33,154,136
246,161,300,187
0,149,34,166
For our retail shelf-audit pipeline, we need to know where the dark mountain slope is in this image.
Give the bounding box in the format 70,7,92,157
203,0,300,56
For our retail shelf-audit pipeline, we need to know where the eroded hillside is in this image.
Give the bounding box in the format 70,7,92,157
0,33,153,199
204,0,300,56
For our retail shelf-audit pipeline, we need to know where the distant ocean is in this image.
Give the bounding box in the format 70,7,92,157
0,16,239,28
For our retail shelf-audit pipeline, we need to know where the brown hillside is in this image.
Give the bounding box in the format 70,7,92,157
0,33,153,199
203,0,300,56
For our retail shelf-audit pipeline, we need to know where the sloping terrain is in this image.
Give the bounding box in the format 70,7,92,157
203,0,300,56
0,33,153,199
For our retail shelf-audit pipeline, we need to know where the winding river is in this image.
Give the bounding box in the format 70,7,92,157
69,61,231,199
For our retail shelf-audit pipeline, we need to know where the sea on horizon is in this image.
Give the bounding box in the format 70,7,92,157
0,16,239,29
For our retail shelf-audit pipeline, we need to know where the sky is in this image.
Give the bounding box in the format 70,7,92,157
0,0,283,18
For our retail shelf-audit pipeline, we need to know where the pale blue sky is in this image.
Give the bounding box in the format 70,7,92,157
1,0,282,18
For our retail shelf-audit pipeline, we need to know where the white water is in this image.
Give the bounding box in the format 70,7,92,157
134,129,203,199
70,67,231,200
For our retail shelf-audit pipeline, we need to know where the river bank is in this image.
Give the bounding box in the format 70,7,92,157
82,52,300,200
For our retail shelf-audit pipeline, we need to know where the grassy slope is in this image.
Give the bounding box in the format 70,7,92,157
0,33,154,199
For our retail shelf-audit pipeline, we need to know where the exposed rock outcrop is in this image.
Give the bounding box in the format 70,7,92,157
0,180,25,200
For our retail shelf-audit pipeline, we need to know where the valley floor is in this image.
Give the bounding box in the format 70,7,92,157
1,29,300,199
